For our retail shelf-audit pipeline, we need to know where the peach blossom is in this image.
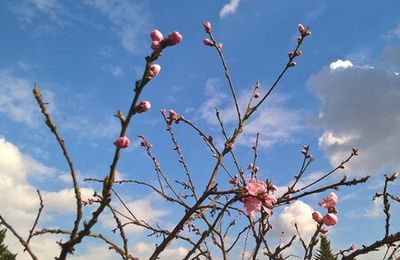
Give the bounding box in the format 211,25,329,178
136,101,151,113
323,213,338,226
203,21,212,33
166,31,182,46
149,64,161,77
312,211,323,224
150,30,164,42
203,38,213,46
318,192,338,209
246,178,267,196
114,136,130,149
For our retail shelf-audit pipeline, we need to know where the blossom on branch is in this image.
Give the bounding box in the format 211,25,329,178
114,136,130,149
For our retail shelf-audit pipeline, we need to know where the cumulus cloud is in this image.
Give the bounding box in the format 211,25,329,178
85,0,150,52
220,0,241,18
274,201,316,240
199,78,304,149
308,59,400,176
0,137,95,259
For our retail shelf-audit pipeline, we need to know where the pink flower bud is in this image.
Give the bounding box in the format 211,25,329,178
150,30,164,42
114,136,130,149
225,142,234,151
298,24,306,34
312,211,323,224
389,172,399,181
349,243,357,250
288,51,294,58
151,41,162,51
203,21,212,33
323,213,338,226
166,31,182,46
295,50,302,56
149,64,161,77
203,38,214,46
254,91,260,98
136,101,151,113
288,62,296,67
320,227,329,234
217,43,223,49
247,163,254,170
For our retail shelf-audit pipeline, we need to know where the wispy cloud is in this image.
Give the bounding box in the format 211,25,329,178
0,70,54,127
219,0,241,18
199,78,305,149
85,0,151,52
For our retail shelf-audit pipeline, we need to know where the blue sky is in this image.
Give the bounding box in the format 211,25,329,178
1,0,400,259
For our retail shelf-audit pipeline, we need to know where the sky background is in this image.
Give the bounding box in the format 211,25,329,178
1,0,400,259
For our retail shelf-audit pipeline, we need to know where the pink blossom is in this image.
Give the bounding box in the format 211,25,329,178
114,136,130,149
149,64,161,77
312,211,323,224
243,196,261,219
203,21,212,33
217,43,223,49
136,101,151,113
262,194,276,209
254,91,260,98
318,192,338,209
268,184,277,194
349,243,357,250
151,41,162,51
320,227,329,234
203,38,214,46
323,213,338,226
389,172,398,181
247,163,254,170
298,24,306,34
166,31,182,46
246,178,267,196
150,30,164,42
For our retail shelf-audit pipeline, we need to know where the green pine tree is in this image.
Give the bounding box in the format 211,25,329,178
314,235,337,260
0,229,16,260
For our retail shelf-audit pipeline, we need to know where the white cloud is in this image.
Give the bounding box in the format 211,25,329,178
308,60,400,176
346,197,383,219
220,0,241,18
85,0,151,52
199,78,304,149
0,70,54,127
329,59,353,70
133,242,188,259
274,201,316,241
0,137,95,259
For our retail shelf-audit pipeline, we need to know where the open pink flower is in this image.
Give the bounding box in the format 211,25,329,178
246,178,267,196
243,197,261,219
312,211,323,224
318,192,338,209
114,136,130,149
323,213,338,226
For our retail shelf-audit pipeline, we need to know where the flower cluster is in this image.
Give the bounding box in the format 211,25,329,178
312,192,339,233
242,178,277,219
150,29,182,51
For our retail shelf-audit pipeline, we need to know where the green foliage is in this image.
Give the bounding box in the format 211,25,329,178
0,229,16,260
314,235,337,260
